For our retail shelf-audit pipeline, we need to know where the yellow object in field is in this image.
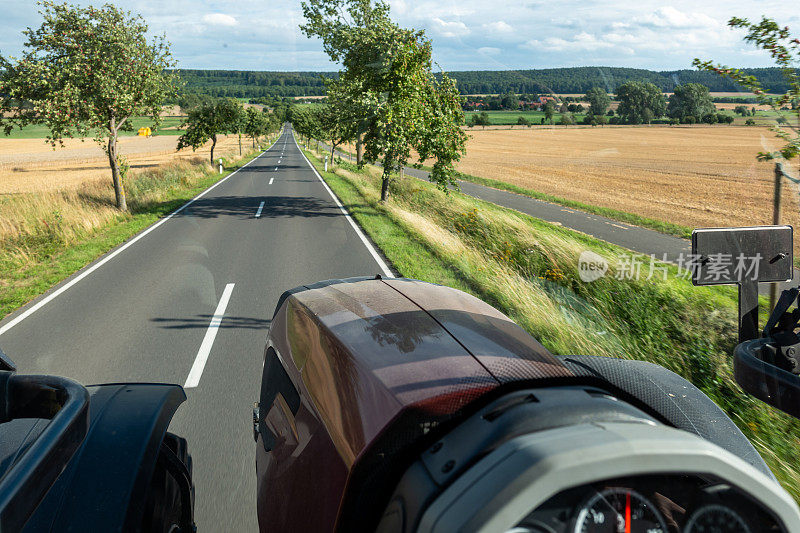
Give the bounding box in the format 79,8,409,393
138,127,152,137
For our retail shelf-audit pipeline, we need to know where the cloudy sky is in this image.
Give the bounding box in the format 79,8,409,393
0,0,796,72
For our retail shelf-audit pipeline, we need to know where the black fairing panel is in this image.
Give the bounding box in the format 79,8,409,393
22,383,185,532
559,355,774,479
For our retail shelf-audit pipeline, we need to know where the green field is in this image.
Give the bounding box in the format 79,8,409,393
465,110,588,125
1,116,186,139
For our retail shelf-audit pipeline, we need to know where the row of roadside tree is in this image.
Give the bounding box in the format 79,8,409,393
294,0,468,201
177,99,282,165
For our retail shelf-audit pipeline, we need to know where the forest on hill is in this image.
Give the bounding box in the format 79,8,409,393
174,67,793,99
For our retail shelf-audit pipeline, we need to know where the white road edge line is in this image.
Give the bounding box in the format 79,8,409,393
184,283,235,389
255,201,265,218
269,177,275,185
0,134,283,337
293,133,394,278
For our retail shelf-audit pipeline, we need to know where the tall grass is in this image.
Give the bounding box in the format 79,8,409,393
312,151,800,501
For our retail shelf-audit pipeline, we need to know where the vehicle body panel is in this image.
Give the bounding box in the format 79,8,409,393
256,277,575,531
22,383,185,532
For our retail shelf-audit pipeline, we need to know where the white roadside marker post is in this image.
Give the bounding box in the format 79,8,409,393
218,158,223,174
324,156,328,172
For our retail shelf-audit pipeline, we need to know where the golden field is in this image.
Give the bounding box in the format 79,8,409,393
0,134,247,194
456,126,800,233
0,133,271,276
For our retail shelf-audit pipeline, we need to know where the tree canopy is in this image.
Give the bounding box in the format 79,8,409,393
667,83,716,121
585,87,611,116
243,107,277,148
177,99,244,164
301,0,467,201
615,82,667,124
0,1,179,210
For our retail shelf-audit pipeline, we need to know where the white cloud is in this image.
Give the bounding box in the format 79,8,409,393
431,18,470,38
202,13,238,27
634,7,717,30
524,32,614,52
482,21,514,35
478,46,502,55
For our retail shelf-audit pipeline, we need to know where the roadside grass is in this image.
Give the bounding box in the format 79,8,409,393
305,148,800,502
0,135,277,321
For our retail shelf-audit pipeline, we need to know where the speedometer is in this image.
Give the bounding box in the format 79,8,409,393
685,505,750,533
573,488,667,533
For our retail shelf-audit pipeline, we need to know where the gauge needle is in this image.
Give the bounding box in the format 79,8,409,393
625,492,631,533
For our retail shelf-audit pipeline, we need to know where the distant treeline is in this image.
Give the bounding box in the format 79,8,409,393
174,69,337,98
172,67,793,99
446,67,793,95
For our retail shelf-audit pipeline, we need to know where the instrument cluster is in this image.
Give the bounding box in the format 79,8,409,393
510,474,784,533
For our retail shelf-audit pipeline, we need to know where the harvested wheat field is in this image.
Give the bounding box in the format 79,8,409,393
458,126,800,233
0,134,247,194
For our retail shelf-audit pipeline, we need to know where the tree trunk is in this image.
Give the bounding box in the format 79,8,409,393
380,166,391,202
356,135,364,165
330,144,335,168
210,135,217,165
107,134,127,211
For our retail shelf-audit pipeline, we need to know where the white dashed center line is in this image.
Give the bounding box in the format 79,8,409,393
184,283,236,389
255,201,265,218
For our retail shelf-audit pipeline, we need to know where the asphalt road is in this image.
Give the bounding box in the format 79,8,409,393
0,126,391,532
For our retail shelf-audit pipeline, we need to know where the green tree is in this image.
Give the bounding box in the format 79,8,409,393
301,0,467,201
177,99,243,165
177,94,213,115
559,112,576,125
501,92,519,110
318,101,356,167
585,87,610,116
243,107,272,148
0,1,178,211
324,75,376,164
615,82,666,124
290,106,322,146
694,17,800,161
543,101,555,124
475,112,491,128
516,116,531,127
667,83,716,121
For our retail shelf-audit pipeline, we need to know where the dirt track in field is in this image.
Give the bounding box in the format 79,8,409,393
457,126,800,232
0,135,250,193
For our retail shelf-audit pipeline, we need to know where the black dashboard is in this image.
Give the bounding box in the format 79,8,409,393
512,474,784,533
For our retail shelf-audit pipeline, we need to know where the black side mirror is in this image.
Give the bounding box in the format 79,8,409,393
692,226,800,419
735,337,800,419
0,347,15,372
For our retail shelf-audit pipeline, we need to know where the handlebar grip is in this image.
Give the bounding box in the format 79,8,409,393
0,372,89,532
